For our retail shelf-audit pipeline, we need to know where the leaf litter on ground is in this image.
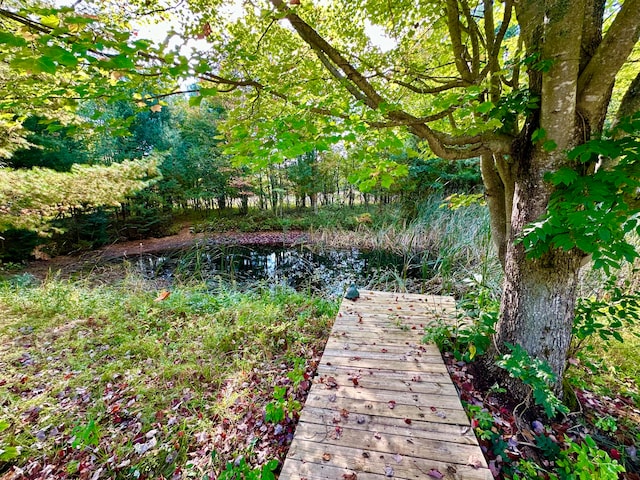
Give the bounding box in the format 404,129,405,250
443,352,640,479
0,275,337,479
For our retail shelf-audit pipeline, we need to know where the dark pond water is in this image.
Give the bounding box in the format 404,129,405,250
133,245,430,297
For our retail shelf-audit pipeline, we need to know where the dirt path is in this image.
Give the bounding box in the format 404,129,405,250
25,227,311,279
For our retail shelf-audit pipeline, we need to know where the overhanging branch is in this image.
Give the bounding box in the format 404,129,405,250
577,0,640,125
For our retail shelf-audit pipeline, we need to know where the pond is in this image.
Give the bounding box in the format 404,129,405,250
132,244,431,297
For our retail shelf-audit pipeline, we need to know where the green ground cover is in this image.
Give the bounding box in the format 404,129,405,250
0,273,336,478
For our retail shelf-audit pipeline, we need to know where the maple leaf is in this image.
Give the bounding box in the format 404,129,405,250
324,376,338,389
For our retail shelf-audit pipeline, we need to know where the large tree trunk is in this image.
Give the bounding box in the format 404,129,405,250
497,229,583,397
486,0,587,398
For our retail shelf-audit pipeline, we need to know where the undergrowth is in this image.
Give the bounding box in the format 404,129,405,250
428,263,639,479
0,272,337,479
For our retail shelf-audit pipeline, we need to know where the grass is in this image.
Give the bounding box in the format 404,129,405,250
0,272,337,478
189,204,393,234
312,197,502,297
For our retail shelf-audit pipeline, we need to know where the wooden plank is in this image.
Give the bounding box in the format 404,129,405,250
282,441,492,480
291,422,488,466
305,384,465,410
323,339,441,356
320,355,449,374
314,367,458,395
298,406,479,445
303,393,470,425
321,348,443,362
280,291,492,480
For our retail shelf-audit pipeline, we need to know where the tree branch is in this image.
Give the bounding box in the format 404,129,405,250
445,0,474,82
481,153,508,266
577,0,640,127
267,0,510,160
459,0,483,76
391,78,469,94
269,0,384,110
615,69,640,123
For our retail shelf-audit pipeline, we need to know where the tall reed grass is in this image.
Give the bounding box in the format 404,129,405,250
312,196,503,296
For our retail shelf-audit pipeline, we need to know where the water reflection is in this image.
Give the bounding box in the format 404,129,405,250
133,245,426,296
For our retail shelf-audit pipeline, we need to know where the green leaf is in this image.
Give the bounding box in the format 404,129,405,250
39,14,60,28
380,173,394,189
531,128,546,142
36,56,57,74
189,95,203,107
475,101,494,114
0,31,28,47
549,168,578,186
543,140,557,151
199,87,218,97
0,446,20,462
42,45,77,67
107,54,135,69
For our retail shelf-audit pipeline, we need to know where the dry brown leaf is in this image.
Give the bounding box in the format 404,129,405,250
154,290,171,302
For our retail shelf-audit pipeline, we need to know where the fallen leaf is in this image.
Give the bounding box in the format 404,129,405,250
468,455,483,469
384,466,394,477
325,377,338,389
373,432,382,439
427,469,444,479
388,400,396,409
342,473,357,480
154,290,170,302
322,452,331,461
404,418,412,425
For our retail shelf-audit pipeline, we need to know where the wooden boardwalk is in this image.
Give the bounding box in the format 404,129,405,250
280,290,492,480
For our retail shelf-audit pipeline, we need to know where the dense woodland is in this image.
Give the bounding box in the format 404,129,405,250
0,96,482,260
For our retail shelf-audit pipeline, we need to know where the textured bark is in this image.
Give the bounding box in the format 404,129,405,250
481,154,508,267
498,249,583,394
491,0,587,393
616,71,640,123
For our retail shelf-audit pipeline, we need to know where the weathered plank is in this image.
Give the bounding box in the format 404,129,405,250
279,290,491,480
